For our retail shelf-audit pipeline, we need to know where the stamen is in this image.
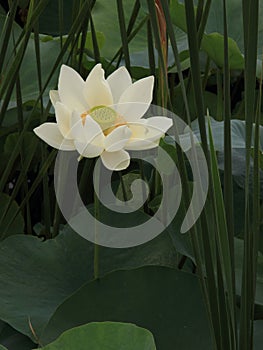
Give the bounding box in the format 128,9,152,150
81,112,88,125
81,105,127,135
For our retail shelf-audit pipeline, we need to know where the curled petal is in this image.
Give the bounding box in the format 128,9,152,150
84,64,113,109
100,150,130,171
58,65,88,112
107,66,132,104
50,90,60,107
104,125,132,152
34,123,75,150
55,102,72,139
116,76,154,121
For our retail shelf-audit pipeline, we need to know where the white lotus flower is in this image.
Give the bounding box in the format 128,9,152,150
34,64,173,170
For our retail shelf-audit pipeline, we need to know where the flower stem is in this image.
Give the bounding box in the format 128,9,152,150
138,159,149,214
93,240,100,279
93,159,100,279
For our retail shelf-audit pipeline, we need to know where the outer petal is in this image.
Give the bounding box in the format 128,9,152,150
50,90,60,107
125,116,172,150
84,64,113,109
33,123,75,150
70,111,86,141
100,150,130,171
58,65,88,112
55,102,72,139
104,125,132,152
106,66,132,104
116,76,154,122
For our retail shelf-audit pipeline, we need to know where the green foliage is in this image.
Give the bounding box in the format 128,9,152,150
0,0,262,349
234,238,263,306
0,321,35,350
0,221,178,341
0,194,24,240
0,14,62,103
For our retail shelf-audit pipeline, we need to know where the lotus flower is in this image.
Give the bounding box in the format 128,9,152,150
34,64,173,170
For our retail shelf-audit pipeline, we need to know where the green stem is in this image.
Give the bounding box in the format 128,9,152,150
216,69,223,121
119,171,128,202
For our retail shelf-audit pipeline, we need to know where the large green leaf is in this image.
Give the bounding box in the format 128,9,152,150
0,232,90,342
40,266,211,350
201,33,244,69
190,117,263,152
0,194,24,240
37,322,156,350
170,0,244,69
206,0,263,59
0,213,177,342
190,117,263,236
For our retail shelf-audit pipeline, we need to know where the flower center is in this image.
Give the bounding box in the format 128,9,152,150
81,105,127,135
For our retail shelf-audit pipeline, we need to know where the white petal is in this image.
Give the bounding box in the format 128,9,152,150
125,138,159,150
49,90,60,107
100,150,130,171
58,65,88,112
107,66,132,104
71,114,105,157
55,102,72,139
127,120,148,138
116,76,154,121
84,64,113,109
104,125,132,152
74,140,104,158
83,115,105,146
125,122,155,150
33,123,75,150
145,116,173,133
125,117,172,151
